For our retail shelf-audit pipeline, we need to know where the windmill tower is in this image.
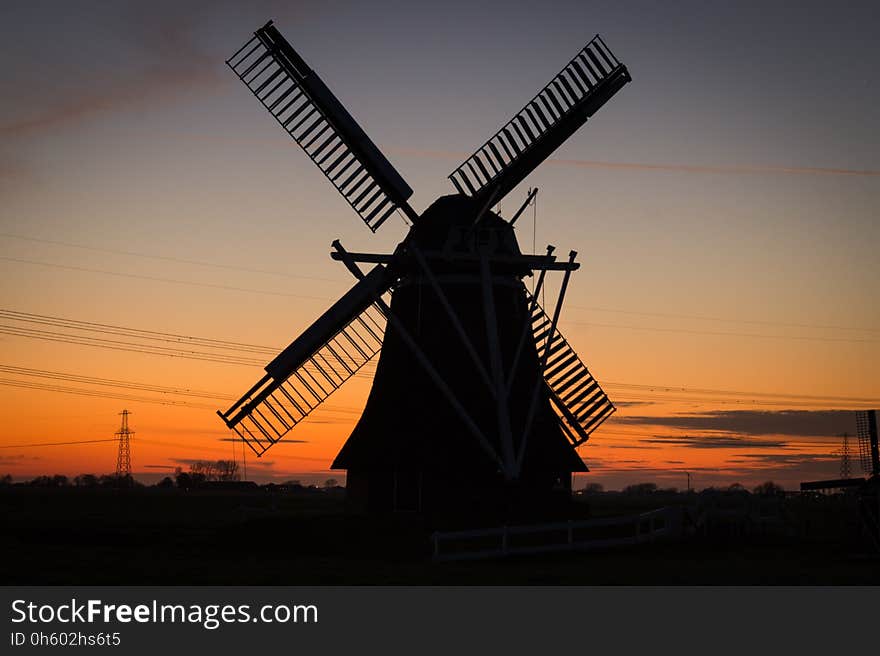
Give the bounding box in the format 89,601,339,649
218,21,631,516
115,409,133,477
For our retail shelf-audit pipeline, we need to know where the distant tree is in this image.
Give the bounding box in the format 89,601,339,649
74,474,98,487
115,474,138,488
581,482,604,494
0,474,12,486
324,478,339,489
623,482,657,495
215,460,240,482
174,468,192,490
726,483,748,494
156,476,175,489
658,487,679,494
186,460,240,483
753,481,785,496
189,461,215,480
28,474,70,487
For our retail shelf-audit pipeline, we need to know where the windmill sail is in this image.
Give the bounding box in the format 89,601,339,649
449,35,630,204
227,22,416,232
856,410,879,477
218,265,392,456
529,295,615,446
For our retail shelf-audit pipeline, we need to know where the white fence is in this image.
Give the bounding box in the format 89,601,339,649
432,506,685,561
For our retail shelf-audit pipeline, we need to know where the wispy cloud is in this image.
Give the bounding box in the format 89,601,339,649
217,437,306,443
0,157,30,184
547,157,880,178
0,9,223,140
171,457,276,469
728,453,836,466
0,454,41,464
388,147,880,178
617,409,859,437
639,435,789,449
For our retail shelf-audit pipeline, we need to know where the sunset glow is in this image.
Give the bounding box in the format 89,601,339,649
1,0,877,491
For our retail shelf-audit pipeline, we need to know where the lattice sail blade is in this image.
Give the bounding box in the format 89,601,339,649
218,265,392,456
449,35,630,204
227,21,415,232
530,296,615,446
856,409,879,476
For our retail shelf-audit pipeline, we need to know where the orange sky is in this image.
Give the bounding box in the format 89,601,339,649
1,1,878,490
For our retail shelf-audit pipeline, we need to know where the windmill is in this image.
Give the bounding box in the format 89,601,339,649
218,21,631,515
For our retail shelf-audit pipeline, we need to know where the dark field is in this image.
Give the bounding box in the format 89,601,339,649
2,487,877,585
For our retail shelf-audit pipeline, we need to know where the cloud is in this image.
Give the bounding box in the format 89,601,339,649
729,453,837,466
0,157,30,182
143,427,230,437
387,147,880,178
217,437,307,443
170,457,276,468
547,157,880,178
0,454,41,463
617,410,859,437
639,435,789,449
0,6,224,140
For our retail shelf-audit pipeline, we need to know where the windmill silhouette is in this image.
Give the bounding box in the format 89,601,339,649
218,21,631,515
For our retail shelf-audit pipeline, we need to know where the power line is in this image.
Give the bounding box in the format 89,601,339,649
567,305,880,334
0,326,266,366
1,309,875,408
563,319,879,344
603,381,879,404
610,394,876,409
0,439,118,449
7,231,878,335
0,378,218,409
0,365,235,400
0,232,343,284
4,251,877,343
0,309,279,354
0,309,382,377
0,325,380,377
0,365,377,415
385,146,880,178
0,256,332,301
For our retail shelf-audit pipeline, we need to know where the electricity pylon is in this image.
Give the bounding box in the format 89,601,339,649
115,409,133,477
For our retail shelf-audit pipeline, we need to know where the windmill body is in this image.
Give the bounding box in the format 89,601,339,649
218,21,630,518
333,195,585,514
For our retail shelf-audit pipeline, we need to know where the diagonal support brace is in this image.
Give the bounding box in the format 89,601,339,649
332,240,508,475
515,250,578,476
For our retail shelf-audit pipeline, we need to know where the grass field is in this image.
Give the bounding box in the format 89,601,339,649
2,487,877,585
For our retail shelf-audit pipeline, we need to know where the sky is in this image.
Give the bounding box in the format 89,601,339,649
0,0,877,490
